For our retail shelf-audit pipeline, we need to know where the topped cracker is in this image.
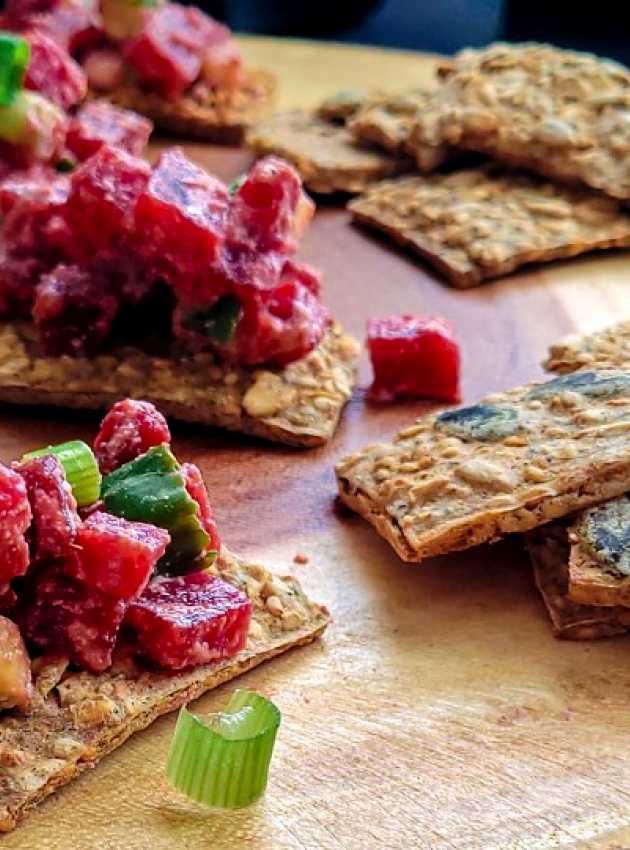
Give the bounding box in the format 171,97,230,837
348,167,630,288
407,42,630,199
544,321,630,373
336,367,630,562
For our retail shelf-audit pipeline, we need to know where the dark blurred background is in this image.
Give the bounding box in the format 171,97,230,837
204,0,629,64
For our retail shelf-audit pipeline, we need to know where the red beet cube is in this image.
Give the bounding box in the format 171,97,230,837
65,144,150,252
0,463,31,585
67,102,153,162
23,30,87,110
16,454,80,561
18,561,126,673
180,463,220,554
0,585,18,613
228,156,314,254
68,511,169,600
0,165,68,216
125,572,251,671
367,315,461,403
124,4,228,100
134,148,229,298
94,399,171,475
32,263,119,356
8,0,102,53
83,48,125,92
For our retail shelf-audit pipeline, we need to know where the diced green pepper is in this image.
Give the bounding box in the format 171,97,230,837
0,34,30,108
182,296,243,345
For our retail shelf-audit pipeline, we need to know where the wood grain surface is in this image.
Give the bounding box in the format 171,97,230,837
2,37,630,850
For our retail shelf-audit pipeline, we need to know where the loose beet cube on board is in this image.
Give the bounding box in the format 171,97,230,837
68,511,169,600
65,144,150,252
125,571,251,671
23,30,87,110
67,101,153,162
94,399,171,475
134,148,229,297
18,561,126,673
124,3,228,100
0,463,31,585
32,263,119,357
16,454,80,562
181,463,220,554
367,315,461,403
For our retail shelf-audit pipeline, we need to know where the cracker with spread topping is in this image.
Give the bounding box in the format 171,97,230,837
526,523,630,639
336,367,630,562
407,42,630,200
348,167,630,288
0,322,359,448
0,550,329,832
247,110,410,194
544,321,630,373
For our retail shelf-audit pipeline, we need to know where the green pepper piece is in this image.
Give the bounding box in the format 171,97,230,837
0,34,30,108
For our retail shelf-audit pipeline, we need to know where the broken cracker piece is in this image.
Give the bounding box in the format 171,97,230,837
348,167,630,288
0,550,329,832
544,321,630,374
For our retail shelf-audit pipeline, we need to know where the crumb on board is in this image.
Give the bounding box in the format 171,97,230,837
293,553,309,565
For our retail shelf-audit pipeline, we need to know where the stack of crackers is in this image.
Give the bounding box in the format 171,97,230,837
336,320,630,640
249,43,630,288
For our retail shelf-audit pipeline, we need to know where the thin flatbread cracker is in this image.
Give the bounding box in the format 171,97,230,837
247,110,410,194
98,68,276,143
0,322,359,448
348,167,630,288
317,90,377,123
526,523,630,639
0,550,329,832
544,321,630,374
407,42,630,200
336,367,630,562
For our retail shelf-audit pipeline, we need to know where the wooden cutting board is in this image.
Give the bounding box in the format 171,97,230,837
2,36,630,850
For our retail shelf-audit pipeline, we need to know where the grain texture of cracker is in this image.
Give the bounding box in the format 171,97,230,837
336,367,630,562
0,551,329,832
526,523,630,639
544,321,630,374
317,91,376,123
97,68,276,143
0,322,359,448
407,42,630,199
348,167,630,288
247,110,410,194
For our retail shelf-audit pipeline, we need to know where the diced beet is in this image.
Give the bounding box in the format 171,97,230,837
201,39,243,90
0,464,31,585
3,0,57,22
18,561,126,673
123,3,228,100
0,248,46,318
94,399,171,475
0,616,34,711
0,165,68,216
67,102,153,162
16,454,80,561
124,571,251,671
23,30,87,110
64,145,150,252
0,585,18,614
67,510,169,600
228,156,314,254
83,48,125,92
134,148,229,297
367,315,461,403
279,258,321,297
180,463,220,554
10,0,102,54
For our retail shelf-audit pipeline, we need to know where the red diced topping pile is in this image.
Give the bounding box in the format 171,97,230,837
0,464,32,587
367,315,461,403
125,572,251,671
0,164,68,216
15,454,80,561
94,398,172,475
181,463,220,554
67,511,169,600
124,3,228,100
23,29,87,110
67,101,153,162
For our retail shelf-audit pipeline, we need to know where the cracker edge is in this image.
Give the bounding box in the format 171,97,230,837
543,321,630,374
0,553,330,832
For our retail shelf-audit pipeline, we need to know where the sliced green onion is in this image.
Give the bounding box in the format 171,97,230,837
167,691,281,809
228,174,245,194
183,296,243,344
101,443,178,498
55,156,76,173
0,34,30,108
22,440,101,507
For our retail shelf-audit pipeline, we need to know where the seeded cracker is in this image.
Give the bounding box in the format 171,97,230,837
526,523,630,639
317,90,376,123
407,42,630,200
0,322,360,448
336,368,630,562
247,110,410,194
544,320,630,373
348,166,630,287
0,550,328,831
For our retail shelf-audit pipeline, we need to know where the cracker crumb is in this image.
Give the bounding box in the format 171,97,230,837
293,553,309,565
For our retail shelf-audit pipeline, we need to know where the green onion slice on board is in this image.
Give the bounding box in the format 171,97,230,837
22,440,101,507
166,690,281,809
